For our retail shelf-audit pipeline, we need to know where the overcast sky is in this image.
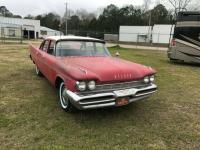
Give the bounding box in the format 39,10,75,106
1,0,150,17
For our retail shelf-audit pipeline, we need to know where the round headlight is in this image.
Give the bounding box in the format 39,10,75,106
144,76,150,83
150,75,155,82
76,81,86,91
88,81,96,90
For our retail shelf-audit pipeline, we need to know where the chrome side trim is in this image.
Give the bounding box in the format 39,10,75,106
66,91,115,102
82,102,116,109
79,99,115,105
135,90,157,97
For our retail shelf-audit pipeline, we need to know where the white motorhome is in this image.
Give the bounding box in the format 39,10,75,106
168,12,200,64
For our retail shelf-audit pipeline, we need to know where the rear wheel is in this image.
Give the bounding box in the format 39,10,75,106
35,65,43,77
59,82,74,112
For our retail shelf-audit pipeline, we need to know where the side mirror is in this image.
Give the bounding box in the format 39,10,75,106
115,51,120,57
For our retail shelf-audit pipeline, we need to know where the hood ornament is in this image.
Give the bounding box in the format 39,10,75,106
78,68,87,74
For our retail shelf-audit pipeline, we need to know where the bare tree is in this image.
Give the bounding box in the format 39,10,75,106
166,0,193,14
143,0,152,11
187,0,200,11
75,9,96,21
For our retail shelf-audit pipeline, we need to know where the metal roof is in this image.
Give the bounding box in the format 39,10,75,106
0,23,21,28
40,26,57,32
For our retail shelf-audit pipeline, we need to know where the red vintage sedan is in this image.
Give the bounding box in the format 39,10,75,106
29,36,157,111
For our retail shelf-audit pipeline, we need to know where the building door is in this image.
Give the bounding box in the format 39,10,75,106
23,30,28,39
36,32,39,39
29,31,35,39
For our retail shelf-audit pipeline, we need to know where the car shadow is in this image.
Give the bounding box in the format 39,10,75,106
69,102,146,125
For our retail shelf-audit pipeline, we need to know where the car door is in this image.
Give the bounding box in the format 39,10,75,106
37,40,50,77
43,40,57,84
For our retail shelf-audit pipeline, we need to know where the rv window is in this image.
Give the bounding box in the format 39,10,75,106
178,13,200,22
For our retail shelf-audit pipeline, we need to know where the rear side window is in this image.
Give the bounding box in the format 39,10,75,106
42,41,50,51
40,40,49,52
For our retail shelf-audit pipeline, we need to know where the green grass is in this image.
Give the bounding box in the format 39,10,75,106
0,44,200,150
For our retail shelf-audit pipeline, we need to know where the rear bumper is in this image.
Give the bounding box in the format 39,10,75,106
65,84,157,110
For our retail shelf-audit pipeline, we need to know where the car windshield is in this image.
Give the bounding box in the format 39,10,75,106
56,41,111,57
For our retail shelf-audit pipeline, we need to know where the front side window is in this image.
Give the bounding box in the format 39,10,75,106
55,41,110,57
47,41,55,55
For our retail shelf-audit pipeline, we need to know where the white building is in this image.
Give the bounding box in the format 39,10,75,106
0,23,22,39
40,26,63,38
152,24,175,44
119,25,175,44
0,16,40,39
119,26,151,43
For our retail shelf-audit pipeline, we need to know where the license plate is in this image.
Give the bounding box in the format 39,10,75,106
114,89,137,97
116,98,129,106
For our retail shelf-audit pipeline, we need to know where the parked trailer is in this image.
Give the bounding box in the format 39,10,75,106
168,12,200,64
152,24,174,44
119,26,151,43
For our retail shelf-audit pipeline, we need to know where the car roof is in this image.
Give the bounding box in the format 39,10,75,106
46,36,105,43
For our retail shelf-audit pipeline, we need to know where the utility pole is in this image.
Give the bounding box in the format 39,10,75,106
65,2,68,35
148,10,152,43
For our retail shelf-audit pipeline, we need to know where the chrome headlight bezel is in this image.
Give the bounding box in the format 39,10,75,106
150,75,155,82
144,75,155,83
76,81,86,91
144,76,150,83
88,81,96,90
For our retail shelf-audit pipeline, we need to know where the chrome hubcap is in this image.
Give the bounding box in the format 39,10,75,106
60,83,69,109
35,66,39,74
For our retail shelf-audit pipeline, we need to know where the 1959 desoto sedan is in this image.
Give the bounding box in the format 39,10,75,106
29,36,157,111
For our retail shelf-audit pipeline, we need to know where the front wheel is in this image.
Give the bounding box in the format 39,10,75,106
59,82,74,112
35,65,43,77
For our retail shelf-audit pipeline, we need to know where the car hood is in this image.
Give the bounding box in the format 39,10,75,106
59,56,156,83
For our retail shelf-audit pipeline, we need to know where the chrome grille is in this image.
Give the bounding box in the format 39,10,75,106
79,80,148,95
96,80,144,90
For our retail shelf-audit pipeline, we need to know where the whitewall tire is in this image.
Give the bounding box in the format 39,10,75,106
59,82,73,112
35,65,43,76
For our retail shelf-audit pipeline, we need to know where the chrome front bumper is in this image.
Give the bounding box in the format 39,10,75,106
65,84,157,110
